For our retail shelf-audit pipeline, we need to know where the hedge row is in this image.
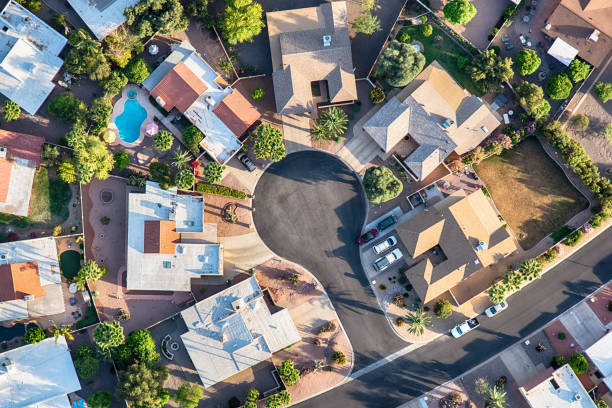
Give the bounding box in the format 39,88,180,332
195,183,248,200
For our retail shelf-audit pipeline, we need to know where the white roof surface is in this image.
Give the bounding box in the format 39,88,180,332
181,277,301,388
0,336,80,408
0,156,36,216
547,37,579,67
521,365,596,408
0,1,67,114
65,0,139,40
586,331,612,384
127,181,222,291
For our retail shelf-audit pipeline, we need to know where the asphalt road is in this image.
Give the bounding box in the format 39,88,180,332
253,151,612,408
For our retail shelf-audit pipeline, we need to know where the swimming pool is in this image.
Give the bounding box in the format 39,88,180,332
114,98,147,143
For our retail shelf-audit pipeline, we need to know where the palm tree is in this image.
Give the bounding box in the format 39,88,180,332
405,307,432,336
485,386,507,408
49,321,74,343
311,107,348,140
172,148,190,170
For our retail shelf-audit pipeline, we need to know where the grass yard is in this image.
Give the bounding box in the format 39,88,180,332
29,168,71,224
394,25,482,96
474,138,588,249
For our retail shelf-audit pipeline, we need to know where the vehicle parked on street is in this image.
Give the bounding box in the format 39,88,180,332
485,301,508,318
237,152,256,172
450,318,480,338
358,229,378,245
373,248,403,271
376,215,397,231
373,236,398,254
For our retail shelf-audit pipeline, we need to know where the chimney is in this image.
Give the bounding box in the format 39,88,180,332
323,35,331,47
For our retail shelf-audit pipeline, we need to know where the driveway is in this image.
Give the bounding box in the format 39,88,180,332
253,151,407,369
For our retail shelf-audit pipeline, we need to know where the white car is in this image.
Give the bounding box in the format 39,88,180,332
450,318,480,338
485,301,508,318
373,236,398,254
373,248,403,271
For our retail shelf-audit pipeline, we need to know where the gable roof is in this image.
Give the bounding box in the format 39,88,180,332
213,88,260,137
150,61,208,113
363,98,411,153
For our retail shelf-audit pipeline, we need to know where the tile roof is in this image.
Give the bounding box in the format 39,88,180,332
0,261,45,302
0,129,44,166
213,89,261,137
150,61,208,113
143,220,180,254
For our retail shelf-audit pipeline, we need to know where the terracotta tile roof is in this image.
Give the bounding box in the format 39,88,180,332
0,261,45,302
213,90,261,137
0,129,44,166
0,159,13,203
150,62,208,113
143,220,180,254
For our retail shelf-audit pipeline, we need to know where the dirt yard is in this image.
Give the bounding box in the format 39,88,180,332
474,138,588,249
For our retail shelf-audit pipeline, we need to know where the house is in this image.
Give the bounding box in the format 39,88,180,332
65,0,139,40
143,41,260,164
180,277,301,388
543,0,612,67
266,1,357,115
585,331,612,391
397,189,518,305
362,61,501,181
0,130,44,217
0,237,64,322
0,0,67,114
0,336,81,408
519,364,596,408
126,181,223,291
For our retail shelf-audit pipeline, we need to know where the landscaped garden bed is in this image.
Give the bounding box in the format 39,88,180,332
474,138,588,249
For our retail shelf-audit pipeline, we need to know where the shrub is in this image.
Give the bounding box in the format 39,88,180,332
153,130,173,151
363,166,403,203
606,124,612,145
434,299,453,318
568,59,591,83
396,317,405,326
547,73,572,100
420,24,433,37
570,114,589,131
515,49,541,76
124,58,151,84
569,353,588,374
149,162,172,189
74,345,100,379
48,92,87,125
557,332,566,340
593,82,612,103
173,383,202,408
564,229,583,247
203,162,225,184
24,327,46,344
195,183,247,199
52,225,63,236
443,0,477,25
332,351,346,365
2,100,20,122
552,355,566,369
595,400,608,408
377,40,425,88
490,27,499,38
114,152,130,170
88,391,112,408
397,27,411,43
265,391,290,408
278,360,300,386
175,169,195,190
252,124,286,162
420,15,428,23
182,126,203,154
100,71,128,97
100,216,110,225
369,87,385,104
251,88,264,100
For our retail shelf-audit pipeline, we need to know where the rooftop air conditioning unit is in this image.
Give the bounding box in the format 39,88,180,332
589,29,600,42
476,241,488,251
155,96,166,107
23,294,34,301
323,35,331,47
481,126,489,133
441,119,454,129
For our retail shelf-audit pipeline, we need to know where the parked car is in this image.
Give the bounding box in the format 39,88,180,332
358,229,378,245
485,301,508,318
376,215,397,232
373,236,398,254
450,318,480,338
237,152,256,172
373,248,403,271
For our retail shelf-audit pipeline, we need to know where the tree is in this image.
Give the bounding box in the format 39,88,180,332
114,152,130,170
58,159,78,184
469,49,514,93
488,282,506,303
42,145,61,167
49,321,74,343
149,162,173,189
265,391,290,408
420,24,433,37
352,12,381,35
251,88,264,100
278,360,300,386
94,321,125,358
568,59,591,83
518,258,542,281
2,100,20,121
595,400,609,408
593,82,612,103
363,166,403,204
173,383,202,408
118,363,170,408
24,326,46,344
182,125,203,154
569,353,589,374
515,81,551,119
88,97,113,135
203,162,225,184
332,351,347,365
219,0,265,45
244,389,259,408
443,0,477,25
75,259,104,290
116,329,161,368
376,40,425,87
172,148,191,170
186,0,210,21
88,391,112,408
100,71,128,97
74,136,114,183
125,0,189,38
104,27,144,68
153,130,173,151
311,107,349,140
434,299,453,318
546,73,572,100
570,114,589,131
74,344,100,379
405,308,431,336
48,92,87,125
65,29,110,80
124,58,151,84
175,169,195,189
514,49,541,76
252,124,286,161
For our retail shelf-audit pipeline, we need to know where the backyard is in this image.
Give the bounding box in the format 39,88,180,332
474,137,588,249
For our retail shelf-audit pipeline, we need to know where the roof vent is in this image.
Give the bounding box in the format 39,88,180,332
323,35,331,47
155,96,166,107
205,95,215,109
589,29,600,42
481,126,488,133
231,298,245,311
441,118,454,129
0,147,6,159
0,358,13,373
544,23,551,30
474,259,480,265
574,394,582,401
23,294,35,301
476,241,488,251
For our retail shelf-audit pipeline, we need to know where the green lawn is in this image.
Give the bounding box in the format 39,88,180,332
394,25,482,96
29,168,72,224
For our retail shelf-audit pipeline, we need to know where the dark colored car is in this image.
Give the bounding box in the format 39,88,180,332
237,152,256,172
358,229,378,245
377,215,397,232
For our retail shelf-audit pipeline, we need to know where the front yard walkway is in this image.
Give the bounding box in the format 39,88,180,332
281,114,313,154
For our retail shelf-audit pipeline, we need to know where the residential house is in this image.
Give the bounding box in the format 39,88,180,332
266,1,357,115
0,129,44,217
180,277,301,388
143,41,260,164
544,0,612,67
0,237,64,322
519,364,597,408
397,189,518,305
126,181,223,291
0,0,67,114
585,331,612,391
66,0,138,40
0,336,81,407
361,61,501,181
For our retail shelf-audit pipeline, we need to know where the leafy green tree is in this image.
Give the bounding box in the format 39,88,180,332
251,88,264,100
94,321,125,358
49,321,74,343
475,378,507,408
203,162,225,184
48,92,87,125
100,71,128,97
74,136,114,183
114,152,130,170
172,148,191,170
74,344,100,379
52,13,68,33
405,308,431,336
125,0,189,38
173,383,203,408
420,24,433,37
265,391,290,408
42,144,61,167
153,130,173,151
593,82,612,103
363,166,403,204
515,81,551,119
24,327,46,344
2,100,20,121
186,0,209,21
469,49,514,93
104,27,144,68
568,59,591,82
352,11,381,35
570,114,589,131
75,260,104,290
65,29,110,80
116,329,160,369
253,124,286,161
58,159,78,184
376,40,425,87
182,125,203,154
149,162,173,189
88,97,113,135
434,299,453,318
118,363,170,408
219,0,265,45
488,282,506,303
66,125,88,150
278,360,300,386
124,58,151,84
88,391,112,408
514,49,541,75
546,73,572,99
443,0,477,25
332,351,346,365
311,107,349,140
569,353,588,374
175,169,195,189
595,400,609,408
244,389,259,408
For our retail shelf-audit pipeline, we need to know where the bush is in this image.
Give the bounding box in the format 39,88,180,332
569,353,588,374
434,299,453,318
100,216,110,225
332,351,346,365
24,327,46,344
564,229,583,247
397,27,411,43
265,391,290,408
252,124,286,162
173,383,202,408
195,183,247,199
153,130,173,151
88,391,112,408
590,212,609,228
552,355,566,369
568,59,591,83
515,49,541,76
251,88,264,100
100,71,128,97
490,27,499,38
175,169,195,190
48,92,87,125
369,87,385,104
203,162,225,184
593,82,612,103
420,24,433,37
377,40,425,87
443,0,477,25
149,162,173,189
457,56,469,70
546,73,572,100
74,344,100,379
2,100,20,122
114,152,130,170
363,166,403,203
278,360,300,386
420,15,428,23
124,58,151,84
182,126,203,154
570,114,589,131
557,332,566,340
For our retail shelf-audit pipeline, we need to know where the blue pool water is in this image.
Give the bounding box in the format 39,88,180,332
114,98,147,143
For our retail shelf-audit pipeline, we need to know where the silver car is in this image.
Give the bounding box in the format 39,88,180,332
373,236,398,254
373,248,403,271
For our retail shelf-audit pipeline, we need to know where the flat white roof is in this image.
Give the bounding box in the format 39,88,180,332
65,0,139,40
127,181,222,291
0,156,36,216
0,336,80,408
547,37,579,67
181,277,301,388
520,365,596,408
586,331,612,377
